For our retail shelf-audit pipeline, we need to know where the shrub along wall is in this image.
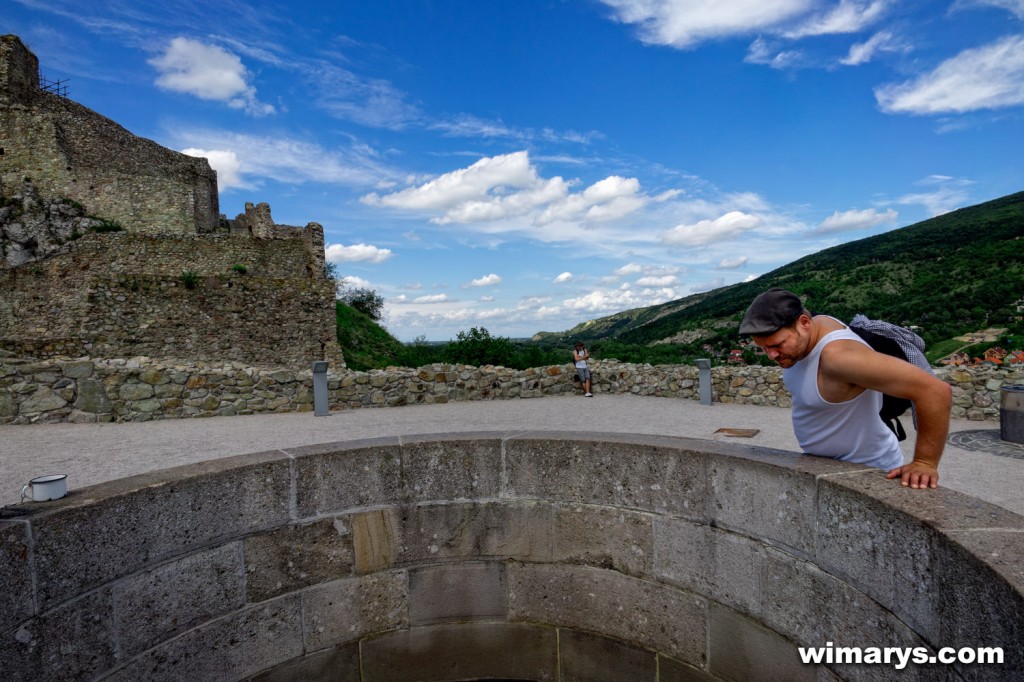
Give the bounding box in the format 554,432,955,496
0,354,1018,425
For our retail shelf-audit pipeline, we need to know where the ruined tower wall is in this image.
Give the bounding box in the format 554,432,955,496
0,35,343,368
0,35,219,235
0,232,341,367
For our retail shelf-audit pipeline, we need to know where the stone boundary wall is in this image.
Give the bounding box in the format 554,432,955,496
0,354,1019,425
0,434,1020,681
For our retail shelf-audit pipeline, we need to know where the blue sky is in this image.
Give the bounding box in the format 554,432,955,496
4,1,1024,341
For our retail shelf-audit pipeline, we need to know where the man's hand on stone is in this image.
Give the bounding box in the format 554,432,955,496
886,461,939,489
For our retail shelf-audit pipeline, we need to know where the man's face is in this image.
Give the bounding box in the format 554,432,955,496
751,317,810,368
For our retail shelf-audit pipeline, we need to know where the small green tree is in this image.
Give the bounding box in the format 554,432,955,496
338,286,385,321
444,327,516,367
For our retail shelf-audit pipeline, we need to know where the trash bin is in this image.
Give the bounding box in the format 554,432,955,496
1001,384,1024,445
312,361,330,417
695,358,712,406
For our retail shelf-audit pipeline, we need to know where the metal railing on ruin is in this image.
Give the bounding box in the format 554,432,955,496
39,74,69,98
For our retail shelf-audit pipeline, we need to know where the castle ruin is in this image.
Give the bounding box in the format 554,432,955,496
0,35,344,368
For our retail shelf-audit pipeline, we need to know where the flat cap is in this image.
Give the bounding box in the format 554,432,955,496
738,288,804,336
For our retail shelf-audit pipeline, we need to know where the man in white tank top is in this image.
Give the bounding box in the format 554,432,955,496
739,288,952,489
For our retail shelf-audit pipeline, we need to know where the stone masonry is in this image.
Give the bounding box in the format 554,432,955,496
0,35,343,368
0,353,1017,425
1,434,1020,680
1,35,218,235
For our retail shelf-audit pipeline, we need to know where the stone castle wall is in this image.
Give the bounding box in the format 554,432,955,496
0,355,1017,425
0,231,340,368
0,35,219,236
0,35,341,368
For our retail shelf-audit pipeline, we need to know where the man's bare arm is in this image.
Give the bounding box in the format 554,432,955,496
822,341,952,488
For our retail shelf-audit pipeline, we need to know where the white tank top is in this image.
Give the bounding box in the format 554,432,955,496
782,324,903,471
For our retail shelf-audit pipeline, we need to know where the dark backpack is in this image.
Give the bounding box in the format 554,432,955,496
847,325,914,441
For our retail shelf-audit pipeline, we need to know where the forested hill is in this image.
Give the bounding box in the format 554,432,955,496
536,190,1024,348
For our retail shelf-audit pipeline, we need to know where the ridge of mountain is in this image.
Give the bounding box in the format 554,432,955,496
534,190,1024,347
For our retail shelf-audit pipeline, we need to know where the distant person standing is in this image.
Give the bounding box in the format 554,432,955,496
739,288,952,489
574,341,593,397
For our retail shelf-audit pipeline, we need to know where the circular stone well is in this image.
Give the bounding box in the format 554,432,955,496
1,432,1021,681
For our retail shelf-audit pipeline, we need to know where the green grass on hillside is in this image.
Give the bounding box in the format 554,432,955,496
335,302,406,371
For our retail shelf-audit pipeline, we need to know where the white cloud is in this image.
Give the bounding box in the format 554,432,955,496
169,128,392,188
150,37,274,116
181,148,249,191
598,0,813,49
717,256,749,269
662,211,762,246
468,273,502,287
338,275,372,289
518,296,552,309
553,272,574,283
537,175,646,225
430,114,599,144
563,285,682,314
362,151,648,230
840,31,899,66
895,176,974,216
312,61,421,129
636,275,680,286
615,262,644,276
953,0,1024,19
875,35,1024,114
362,151,543,212
325,243,393,263
816,208,898,233
784,0,888,39
414,293,451,304
745,38,805,69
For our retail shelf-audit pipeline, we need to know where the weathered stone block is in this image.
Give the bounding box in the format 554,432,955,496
757,546,946,682
400,436,502,502
118,382,154,400
0,520,34,632
20,386,65,412
554,503,653,576
244,518,354,603
708,452,843,556
503,434,708,519
815,473,1021,643
508,563,707,667
59,360,93,379
0,588,116,681
113,542,246,657
360,622,558,681
934,530,1024,681
30,452,290,609
658,654,718,682
708,603,815,682
106,596,303,682
395,501,554,564
292,440,402,518
302,571,407,651
73,378,112,413
0,390,15,418
249,642,360,682
559,628,657,681
654,518,762,615
408,562,507,625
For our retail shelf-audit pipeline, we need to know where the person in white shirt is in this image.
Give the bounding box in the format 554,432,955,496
573,341,593,397
739,288,952,489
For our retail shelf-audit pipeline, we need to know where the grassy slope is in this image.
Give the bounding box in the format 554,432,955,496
334,302,407,371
